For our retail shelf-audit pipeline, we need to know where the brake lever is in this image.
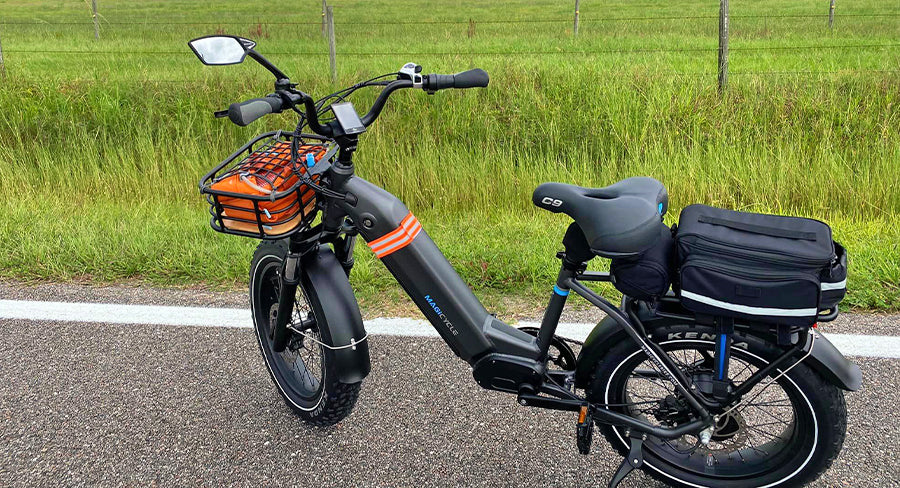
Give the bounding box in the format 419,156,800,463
213,109,229,118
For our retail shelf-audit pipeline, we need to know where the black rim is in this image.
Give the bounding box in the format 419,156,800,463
605,341,814,480
253,258,325,404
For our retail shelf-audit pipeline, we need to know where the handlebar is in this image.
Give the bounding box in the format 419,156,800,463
223,66,490,135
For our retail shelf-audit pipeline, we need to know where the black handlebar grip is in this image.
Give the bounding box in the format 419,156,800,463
424,74,455,92
424,69,490,92
451,68,490,89
227,95,283,126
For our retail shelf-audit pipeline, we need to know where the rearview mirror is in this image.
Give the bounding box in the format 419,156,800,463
188,35,256,65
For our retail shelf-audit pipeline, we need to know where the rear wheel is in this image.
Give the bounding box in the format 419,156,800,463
250,240,360,426
588,324,847,488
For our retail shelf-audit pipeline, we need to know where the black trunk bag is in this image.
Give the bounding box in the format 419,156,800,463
610,222,675,301
676,204,847,326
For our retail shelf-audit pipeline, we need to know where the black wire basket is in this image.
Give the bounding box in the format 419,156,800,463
199,131,337,239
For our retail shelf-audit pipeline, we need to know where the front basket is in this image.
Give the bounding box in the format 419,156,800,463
199,131,337,239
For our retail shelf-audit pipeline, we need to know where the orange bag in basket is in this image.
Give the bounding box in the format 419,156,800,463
210,142,324,235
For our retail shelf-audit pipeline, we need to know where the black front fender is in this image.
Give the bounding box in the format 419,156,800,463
575,308,861,392
300,245,371,384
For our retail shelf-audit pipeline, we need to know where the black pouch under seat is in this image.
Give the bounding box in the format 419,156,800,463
676,204,844,326
610,223,675,300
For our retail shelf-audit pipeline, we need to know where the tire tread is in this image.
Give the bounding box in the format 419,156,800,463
251,240,362,428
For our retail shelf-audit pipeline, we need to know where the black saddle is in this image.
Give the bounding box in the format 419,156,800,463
532,177,668,257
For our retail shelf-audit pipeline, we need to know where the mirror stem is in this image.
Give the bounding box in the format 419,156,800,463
246,49,290,81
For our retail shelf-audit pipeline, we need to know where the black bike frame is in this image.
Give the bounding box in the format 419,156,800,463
334,174,537,362
299,140,720,437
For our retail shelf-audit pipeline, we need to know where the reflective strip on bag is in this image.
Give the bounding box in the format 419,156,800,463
821,279,847,291
680,290,819,317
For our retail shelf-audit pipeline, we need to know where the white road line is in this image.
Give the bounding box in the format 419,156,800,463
2,299,899,358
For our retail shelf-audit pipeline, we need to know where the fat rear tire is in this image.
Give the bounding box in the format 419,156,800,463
588,323,847,488
250,240,360,427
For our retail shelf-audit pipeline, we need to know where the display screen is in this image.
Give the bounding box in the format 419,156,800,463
331,102,366,135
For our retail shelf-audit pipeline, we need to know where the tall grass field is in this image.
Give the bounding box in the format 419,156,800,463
0,0,898,310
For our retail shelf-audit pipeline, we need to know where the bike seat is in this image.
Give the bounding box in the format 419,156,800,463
532,177,668,257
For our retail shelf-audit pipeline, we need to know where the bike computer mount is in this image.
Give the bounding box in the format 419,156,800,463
330,102,366,137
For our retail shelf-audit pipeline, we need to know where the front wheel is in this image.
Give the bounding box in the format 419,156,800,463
588,324,847,488
250,240,360,426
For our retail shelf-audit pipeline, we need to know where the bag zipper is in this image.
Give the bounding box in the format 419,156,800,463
682,257,821,286
680,235,833,268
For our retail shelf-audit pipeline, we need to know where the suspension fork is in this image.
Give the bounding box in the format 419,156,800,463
334,227,358,276
274,142,358,351
272,238,316,353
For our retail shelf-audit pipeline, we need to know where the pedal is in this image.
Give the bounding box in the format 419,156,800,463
576,404,593,455
608,431,645,488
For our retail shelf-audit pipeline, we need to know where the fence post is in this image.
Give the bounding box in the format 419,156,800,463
321,0,327,37
91,0,100,39
828,0,835,29
718,0,729,93
326,6,337,84
0,28,5,79
574,0,581,37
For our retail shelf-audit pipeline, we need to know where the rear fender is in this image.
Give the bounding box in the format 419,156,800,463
575,304,862,392
300,245,371,384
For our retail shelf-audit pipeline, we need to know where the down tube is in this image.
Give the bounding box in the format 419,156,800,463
339,177,494,362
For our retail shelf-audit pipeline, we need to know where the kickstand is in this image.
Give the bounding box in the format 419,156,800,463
607,431,645,488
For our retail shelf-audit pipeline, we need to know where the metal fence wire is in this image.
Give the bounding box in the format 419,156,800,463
0,8,898,85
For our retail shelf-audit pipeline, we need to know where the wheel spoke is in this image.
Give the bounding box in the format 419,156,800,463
254,260,324,402
596,339,813,478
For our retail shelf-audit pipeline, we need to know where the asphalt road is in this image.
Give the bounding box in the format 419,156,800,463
1,316,899,487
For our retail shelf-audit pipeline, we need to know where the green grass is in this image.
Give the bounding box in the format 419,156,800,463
0,0,898,310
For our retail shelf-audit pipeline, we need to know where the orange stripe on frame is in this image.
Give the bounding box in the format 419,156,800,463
368,213,414,249
367,213,422,259
370,216,419,253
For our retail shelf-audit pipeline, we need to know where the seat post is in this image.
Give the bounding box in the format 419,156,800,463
536,225,591,364
536,263,576,364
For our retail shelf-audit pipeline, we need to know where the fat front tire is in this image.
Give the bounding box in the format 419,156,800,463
250,240,360,427
588,324,847,488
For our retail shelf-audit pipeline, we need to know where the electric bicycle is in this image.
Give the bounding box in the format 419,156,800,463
189,35,861,487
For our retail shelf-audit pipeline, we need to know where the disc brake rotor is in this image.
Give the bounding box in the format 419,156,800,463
697,410,750,454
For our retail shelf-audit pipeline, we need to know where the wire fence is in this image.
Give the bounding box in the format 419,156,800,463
1,12,899,25
6,44,899,56
1,6,898,85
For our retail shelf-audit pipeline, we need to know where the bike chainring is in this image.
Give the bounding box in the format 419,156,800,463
517,327,578,371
